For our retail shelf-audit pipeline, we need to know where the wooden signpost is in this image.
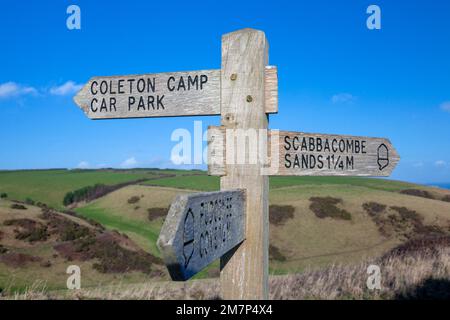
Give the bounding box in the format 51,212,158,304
157,189,246,281
74,28,400,300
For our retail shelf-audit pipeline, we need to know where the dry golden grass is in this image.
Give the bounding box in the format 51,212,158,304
2,181,449,298
78,185,191,224
6,245,449,300
268,184,450,273
270,247,450,300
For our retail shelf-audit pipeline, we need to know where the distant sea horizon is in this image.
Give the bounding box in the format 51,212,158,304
427,183,450,190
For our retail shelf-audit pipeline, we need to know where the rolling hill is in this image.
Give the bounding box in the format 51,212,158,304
0,169,449,297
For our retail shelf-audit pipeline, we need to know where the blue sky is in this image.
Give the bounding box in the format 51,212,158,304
0,0,449,184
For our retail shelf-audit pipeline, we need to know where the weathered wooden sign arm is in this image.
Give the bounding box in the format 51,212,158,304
74,67,278,119
208,127,400,177
157,189,246,281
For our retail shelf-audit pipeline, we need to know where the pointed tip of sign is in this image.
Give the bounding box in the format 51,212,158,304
72,91,89,115
387,139,401,161
72,93,79,106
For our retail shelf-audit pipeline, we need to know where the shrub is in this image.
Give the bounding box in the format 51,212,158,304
362,202,386,216
127,196,140,204
0,245,7,254
25,198,35,205
0,193,7,199
309,197,351,220
36,202,48,209
59,223,91,242
62,179,148,206
269,244,286,261
63,184,106,206
269,205,295,226
63,192,74,206
366,204,446,239
65,234,161,274
24,226,49,242
4,218,48,242
147,207,167,221
400,189,434,199
400,189,434,200
390,206,423,223
40,208,93,241
10,204,27,210
382,235,450,258
40,260,52,268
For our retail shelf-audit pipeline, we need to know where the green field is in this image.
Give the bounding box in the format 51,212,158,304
144,174,220,191
269,176,419,191
143,173,419,193
0,169,422,209
0,169,173,209
75,205,161,254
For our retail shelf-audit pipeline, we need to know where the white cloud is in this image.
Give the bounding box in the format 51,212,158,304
0,82,37,98
120,157,138,168
331,93,356,104
77,161,90,169
435,160,446,167
412,162,424,168
440,101,450,113
50,81,82,96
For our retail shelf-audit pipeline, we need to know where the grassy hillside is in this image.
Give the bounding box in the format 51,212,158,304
13,242,449,300
0,170,158,209
0,199,166,292
73,185,220,279
143,174,219,191
0,169,199,209
268,183,450,273
76,173,450,274
74,186,190,255
143,174,420,193
0,169,429,208
1,169,449,296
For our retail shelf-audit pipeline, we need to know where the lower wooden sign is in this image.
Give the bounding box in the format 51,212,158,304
157,189,246,281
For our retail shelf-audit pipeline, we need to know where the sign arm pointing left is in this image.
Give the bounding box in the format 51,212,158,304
73,67,278,119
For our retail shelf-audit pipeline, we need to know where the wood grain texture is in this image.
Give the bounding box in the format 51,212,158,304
157,189,246,281
275,131,400,176
73,69,221,119
264,66,278,114
219,28,269,300
74,67,277,119
207,126,226,175
208,128,400,177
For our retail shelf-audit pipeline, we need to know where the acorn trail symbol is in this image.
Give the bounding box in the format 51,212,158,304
377,143,389,170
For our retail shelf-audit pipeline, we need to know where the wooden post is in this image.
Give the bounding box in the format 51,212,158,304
219,28,269,299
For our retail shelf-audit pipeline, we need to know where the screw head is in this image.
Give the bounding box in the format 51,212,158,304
246,95,253,103
230,73,237,81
